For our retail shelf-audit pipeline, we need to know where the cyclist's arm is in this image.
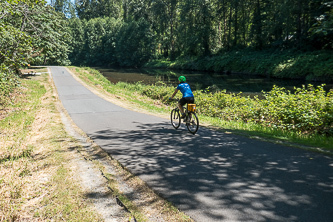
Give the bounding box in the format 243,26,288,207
170,89,179,99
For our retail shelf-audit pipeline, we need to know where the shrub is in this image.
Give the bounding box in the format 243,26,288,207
0,65,20,108
140,83,332,136
260,85,333,134
75,67,332,136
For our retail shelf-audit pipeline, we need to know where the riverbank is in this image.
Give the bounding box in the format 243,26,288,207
145,49,333,82
68,66,333,152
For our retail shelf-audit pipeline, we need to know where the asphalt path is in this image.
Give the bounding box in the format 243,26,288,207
50,66,333,221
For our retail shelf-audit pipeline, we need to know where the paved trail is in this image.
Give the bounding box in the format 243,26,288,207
51,66,333,222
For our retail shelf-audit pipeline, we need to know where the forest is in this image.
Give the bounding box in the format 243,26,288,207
64,0,333,78
1,0,333,106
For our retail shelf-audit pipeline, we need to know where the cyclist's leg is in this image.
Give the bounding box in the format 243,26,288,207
178,98,187,118
186,112,199,134
186,97,195,119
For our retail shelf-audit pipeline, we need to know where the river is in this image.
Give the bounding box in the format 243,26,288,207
94,67,333,94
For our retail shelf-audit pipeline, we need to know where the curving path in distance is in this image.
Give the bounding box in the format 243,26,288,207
50,66,333,222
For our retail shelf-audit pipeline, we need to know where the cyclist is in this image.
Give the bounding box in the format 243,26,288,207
169,76,194,119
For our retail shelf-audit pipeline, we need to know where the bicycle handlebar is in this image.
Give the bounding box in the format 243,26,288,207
169,98,179,102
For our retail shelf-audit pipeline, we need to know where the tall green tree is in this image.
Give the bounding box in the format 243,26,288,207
84,17,106,65
177,0,214,56
309,1,333,49
76,0,122,20
67,0,333,67
101,17,123,65
67,17,85,65
51,0,76,17
0,0,70,106
1,0,70,67
150,0,178,58
116,18,155,66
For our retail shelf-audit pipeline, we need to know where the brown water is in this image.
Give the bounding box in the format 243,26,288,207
95,67,333,94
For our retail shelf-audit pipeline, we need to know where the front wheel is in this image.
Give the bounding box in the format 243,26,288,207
171,109,181,129
186,112,199,134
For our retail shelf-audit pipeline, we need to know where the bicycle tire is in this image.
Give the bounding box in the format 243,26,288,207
186,112,199,134
171,109,181,129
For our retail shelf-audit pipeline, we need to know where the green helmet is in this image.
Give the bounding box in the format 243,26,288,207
178,76,186,82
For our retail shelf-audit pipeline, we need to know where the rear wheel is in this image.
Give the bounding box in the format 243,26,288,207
171,109,181,129
186,112,199,134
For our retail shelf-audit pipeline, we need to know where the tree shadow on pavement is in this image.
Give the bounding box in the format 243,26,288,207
88,122,333,222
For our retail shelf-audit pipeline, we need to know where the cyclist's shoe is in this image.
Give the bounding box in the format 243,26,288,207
180,113,186,119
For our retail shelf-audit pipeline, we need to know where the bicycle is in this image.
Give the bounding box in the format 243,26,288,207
170,99,199,135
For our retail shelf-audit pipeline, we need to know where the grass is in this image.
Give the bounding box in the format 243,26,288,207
201,115,333,152
68,66,333,153
0,71,102,221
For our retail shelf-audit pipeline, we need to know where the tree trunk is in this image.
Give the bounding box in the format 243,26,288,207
233,0,238,47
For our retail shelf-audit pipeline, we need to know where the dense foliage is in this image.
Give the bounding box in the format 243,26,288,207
194,85,333,135
67,17,155,67
2,0,332,136
143,83,333,136
0,0,70,107
70,0,333,52
3,0,331,78
65,0,333,54
145,49,333,81
62,0,333,80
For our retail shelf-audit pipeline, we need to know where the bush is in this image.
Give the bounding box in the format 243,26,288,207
0,65,20,108
137,82,333,136
76,67,333,136
260,85,333,135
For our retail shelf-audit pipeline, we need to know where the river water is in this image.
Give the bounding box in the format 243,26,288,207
95,67,332,94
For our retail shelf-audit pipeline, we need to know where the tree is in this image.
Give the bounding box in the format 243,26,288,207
76,0,122,20
250,0,264,49
83,17,106,65
150,0,178,58
115,18,155,66
66,0,333,67
67,18,85,65
0,0,70,67
0,1,33,72
177,0,214,56
0,0,70,106
51,0,76,17
309,1,333,49
101,17,123,65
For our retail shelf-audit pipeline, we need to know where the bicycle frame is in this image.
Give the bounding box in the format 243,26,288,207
170,100,199,134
